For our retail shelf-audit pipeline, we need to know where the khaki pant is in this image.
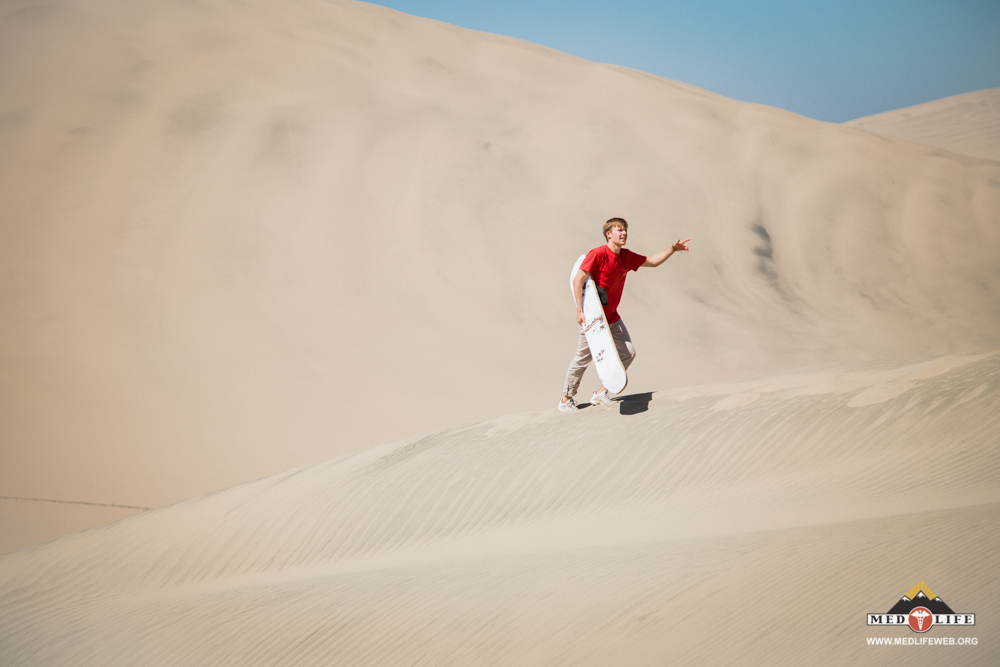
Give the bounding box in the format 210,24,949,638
562,318,635,398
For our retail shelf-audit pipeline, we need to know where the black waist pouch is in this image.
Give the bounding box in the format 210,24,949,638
596,285,608,306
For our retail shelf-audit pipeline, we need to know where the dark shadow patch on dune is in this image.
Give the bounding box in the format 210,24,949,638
752,223,777,282
751,221,799,309
617,392,653,416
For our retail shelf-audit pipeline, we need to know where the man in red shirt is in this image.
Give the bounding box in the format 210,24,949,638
559,218,689,411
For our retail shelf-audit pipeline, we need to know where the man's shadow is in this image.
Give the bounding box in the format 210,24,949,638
615,392,653,415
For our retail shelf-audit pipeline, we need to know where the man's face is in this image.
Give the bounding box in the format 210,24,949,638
607,225,627,246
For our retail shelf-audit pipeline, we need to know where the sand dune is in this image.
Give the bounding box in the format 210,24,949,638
1,0,999,660
0,497,144,555
846,88,1000,161
1,352,997,665
2,0,999,524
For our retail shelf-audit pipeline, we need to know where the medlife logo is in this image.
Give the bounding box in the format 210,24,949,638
868,582,975,632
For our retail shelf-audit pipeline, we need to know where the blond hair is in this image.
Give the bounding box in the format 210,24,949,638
603,217,628,240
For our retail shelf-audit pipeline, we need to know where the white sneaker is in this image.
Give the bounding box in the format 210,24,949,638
558,397,578,412
590,390,612,406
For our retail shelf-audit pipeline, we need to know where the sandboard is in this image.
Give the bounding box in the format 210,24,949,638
570,254,628,394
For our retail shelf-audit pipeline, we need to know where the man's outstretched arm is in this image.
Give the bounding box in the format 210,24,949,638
641,239,690,267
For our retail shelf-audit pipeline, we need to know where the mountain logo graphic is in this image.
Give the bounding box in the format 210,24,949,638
867,582,975,632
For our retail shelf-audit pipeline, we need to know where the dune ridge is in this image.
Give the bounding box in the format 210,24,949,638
846,88,1000,161
0,498,145,556
2,352,997,665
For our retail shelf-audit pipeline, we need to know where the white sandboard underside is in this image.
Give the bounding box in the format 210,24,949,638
570,254,627,394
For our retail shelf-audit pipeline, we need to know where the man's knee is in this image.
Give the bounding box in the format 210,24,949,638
622,341,636,368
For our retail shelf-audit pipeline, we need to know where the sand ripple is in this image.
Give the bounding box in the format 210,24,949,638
2,353,997,665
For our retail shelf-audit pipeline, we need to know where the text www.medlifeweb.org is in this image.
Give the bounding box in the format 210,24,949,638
867,637,978,645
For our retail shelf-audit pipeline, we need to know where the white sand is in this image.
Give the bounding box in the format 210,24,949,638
846,88,1000,161
1,0,999,661
2,352,997,664
2,0,998,519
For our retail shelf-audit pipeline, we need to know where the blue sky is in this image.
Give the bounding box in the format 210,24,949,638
365,0,1000,122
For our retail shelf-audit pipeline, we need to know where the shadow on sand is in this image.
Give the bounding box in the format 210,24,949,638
616,392,653,416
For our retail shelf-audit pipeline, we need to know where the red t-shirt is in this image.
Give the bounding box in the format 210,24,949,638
579,246,646,323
